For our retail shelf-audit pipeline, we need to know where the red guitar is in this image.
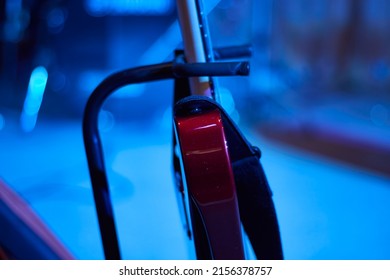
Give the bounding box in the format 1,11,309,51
173,0,283,260
174,102,245,259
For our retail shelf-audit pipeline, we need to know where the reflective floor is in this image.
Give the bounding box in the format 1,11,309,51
1,111,389,260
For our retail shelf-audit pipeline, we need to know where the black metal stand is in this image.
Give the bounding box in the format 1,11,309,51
82,50,250,260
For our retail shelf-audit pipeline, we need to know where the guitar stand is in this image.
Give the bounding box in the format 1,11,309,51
83,46,283,260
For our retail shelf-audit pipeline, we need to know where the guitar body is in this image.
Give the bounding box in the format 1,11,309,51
173,0,283,260
174,0,245,259
174,100,245,260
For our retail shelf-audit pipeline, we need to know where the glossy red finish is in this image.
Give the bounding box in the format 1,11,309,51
175,109,245,259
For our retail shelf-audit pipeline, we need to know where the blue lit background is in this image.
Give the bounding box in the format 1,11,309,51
0,0,389,259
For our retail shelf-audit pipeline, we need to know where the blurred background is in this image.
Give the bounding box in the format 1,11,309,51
0,0,389,259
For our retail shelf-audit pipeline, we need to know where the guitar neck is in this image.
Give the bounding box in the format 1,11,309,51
176,0,215,98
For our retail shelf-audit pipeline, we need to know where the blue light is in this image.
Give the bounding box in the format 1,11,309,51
20,66,48,132
85,0,174,16
0,114,5,131
4,0,23,42
47,8,67,33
